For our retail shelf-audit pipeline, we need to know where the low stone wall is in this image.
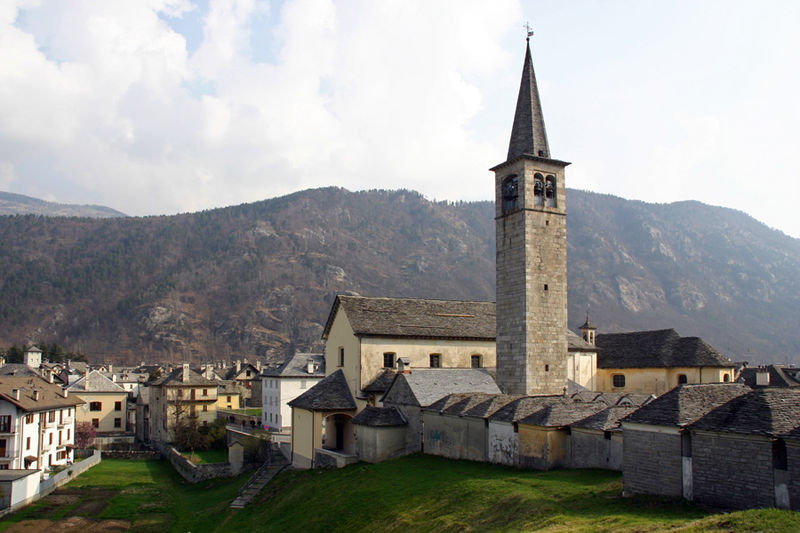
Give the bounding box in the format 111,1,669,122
0,451,103,517
101,450,160,460
165,447,233,484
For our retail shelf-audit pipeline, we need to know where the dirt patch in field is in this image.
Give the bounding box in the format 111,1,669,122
3,517,131,532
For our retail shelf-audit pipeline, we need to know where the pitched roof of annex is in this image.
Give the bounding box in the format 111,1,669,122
596,329,733,369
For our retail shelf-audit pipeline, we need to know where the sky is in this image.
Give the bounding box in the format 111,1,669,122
1,0,799,238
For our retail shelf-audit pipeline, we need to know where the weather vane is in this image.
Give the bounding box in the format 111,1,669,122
524,22,534,41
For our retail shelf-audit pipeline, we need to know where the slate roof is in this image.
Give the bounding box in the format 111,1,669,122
0,364,39,376
322,295,496,340
0,376,84,411
288,370,356,411
623,383,751,427
689,388,800,437
596,329,733,369
67,370,126,393
352,406,407,427
262,353,325,378
487,395,564,423
519,401,608,428
506,40,550,161
567,330,596,353
382,369,501,408
738,365,800,388
362,369,398,393
571,406,638,432
150,366,217,387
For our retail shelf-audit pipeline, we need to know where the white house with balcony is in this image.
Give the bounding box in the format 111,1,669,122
0,375,84,473
261,353,324,432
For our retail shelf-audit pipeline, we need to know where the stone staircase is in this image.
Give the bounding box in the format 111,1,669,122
230,446,290,509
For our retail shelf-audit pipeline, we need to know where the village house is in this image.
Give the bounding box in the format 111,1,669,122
67,370,132,448
215,360,262,408
261,352,324,432
595,329,736,395
148,363,218,443
0,375,83,474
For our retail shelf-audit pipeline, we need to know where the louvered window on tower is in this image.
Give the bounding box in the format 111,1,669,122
533,174,544,206
502,175,519,213
545,176,557,207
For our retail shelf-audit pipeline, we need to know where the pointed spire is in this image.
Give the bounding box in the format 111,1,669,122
507,37,550,161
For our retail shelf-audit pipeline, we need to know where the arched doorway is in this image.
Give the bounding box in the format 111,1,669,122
323,413,355,455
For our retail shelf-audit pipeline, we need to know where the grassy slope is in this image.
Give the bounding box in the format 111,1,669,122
0,456,797,532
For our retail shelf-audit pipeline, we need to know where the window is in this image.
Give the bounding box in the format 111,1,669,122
227,395,232,402
246,371,251,377
723,374,730,382
114,418,121,428
89,402,102,411
533,173,545,206
58,432,62,445
49,433,53,445
25,414,34,424
612,374,625,388
114,401,122,411
545,175,557,207
48,411,56,422
338,347,344,367
501,175,519,213
202,389,208,396
26,437,30,450
202,405,208,412
429,354,441,368
383,353,395,368
92,418,99,428
177,389,183,398
0,415,10,433
471,355,482,368
67,429,70,440
677,374,688,385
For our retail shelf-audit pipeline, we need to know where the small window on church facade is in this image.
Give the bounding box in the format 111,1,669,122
723,373,730,382
545,175,557,207
471,355,482,368
383,353,395,368
677,374,688,385
612,374,625,388
533,173,545,206
501,175,519,213
429,354,441,368
338,347,344,367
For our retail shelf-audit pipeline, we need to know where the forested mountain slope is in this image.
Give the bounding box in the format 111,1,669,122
0,187,797,365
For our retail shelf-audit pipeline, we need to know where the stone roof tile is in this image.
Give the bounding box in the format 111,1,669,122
288,370,356,411
352,406,407,427
623,383,751,427
690,388,800,436
597,329,733,369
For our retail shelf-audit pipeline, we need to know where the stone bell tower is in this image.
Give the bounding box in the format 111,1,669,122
493,34,569,395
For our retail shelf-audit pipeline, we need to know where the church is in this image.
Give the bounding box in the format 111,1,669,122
287,35,733,469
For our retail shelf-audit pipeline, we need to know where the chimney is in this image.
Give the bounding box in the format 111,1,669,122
112,374,117,382
255,361,262,372
12,389,20,400
307,359,315,374
33,390,40,401
756,367,770,386
63,387,69,398
182,363,190,383
397,357,412,374
108,364,113,374
235,360,242,373
48,372,54,384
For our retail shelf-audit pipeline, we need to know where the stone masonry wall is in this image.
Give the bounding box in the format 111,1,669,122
692,431,775,509
786,440,800,510
495,158,568,396
623,428,682,497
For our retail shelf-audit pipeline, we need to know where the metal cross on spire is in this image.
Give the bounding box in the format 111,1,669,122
524,22,534,41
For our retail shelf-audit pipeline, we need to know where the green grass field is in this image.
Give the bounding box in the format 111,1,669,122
0,455,797,532
181,448,229,464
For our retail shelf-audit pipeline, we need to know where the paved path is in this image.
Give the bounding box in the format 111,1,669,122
230,450,290,509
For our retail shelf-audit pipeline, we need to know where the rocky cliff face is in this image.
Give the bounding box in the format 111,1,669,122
0,187,797,365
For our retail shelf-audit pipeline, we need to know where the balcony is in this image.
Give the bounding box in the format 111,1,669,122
58,416,74,427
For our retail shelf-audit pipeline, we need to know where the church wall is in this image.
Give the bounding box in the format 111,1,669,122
597,367,735,395
570,428,623,471
567,352,597,390
355,425,407,463
786,439,800,510
517,425,569,470
622,424,682,497
383,402,423,454
487,421,518,467
324,309,362,400
291,407,322,469
359,337,495,396
423,412,486,462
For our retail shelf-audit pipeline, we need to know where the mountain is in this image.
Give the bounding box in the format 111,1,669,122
0,191,126,218
0,187,797,366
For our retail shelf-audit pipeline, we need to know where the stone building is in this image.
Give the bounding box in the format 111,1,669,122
621,383,750,498
596,329,736,395
261,352,324,432
493,37,570,396
687,388,800,509
148,363,218,444
68,370,131,447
